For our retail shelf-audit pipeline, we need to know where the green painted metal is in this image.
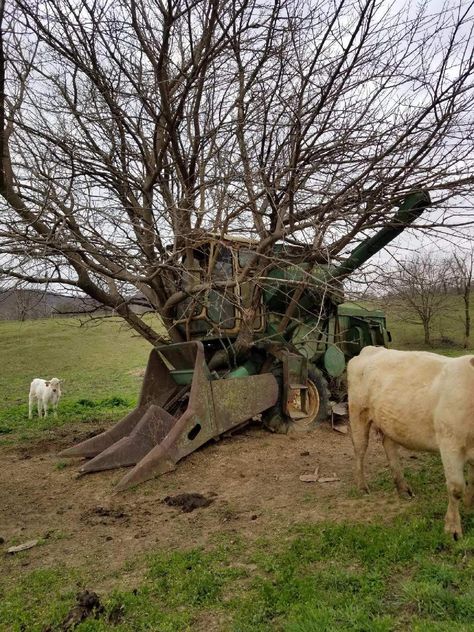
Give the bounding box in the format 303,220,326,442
170,369,194,385
172,191,431,346
227,361,257,379
335,191,431,278
323,346,346,377
291,323,326,359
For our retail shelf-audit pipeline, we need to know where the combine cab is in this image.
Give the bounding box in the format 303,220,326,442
61,191,431,490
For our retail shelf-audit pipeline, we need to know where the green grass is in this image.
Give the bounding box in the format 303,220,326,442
2,504,474,631
0,316,155,440
380,292,473,353
230,517,474,632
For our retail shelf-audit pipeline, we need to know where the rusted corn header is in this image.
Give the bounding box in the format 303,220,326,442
60,342,278,491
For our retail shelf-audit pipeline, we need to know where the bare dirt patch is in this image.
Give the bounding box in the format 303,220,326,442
9,427,106,459
80,506,130,526
1,421,421,590
163,492,216,513
128,368,145,378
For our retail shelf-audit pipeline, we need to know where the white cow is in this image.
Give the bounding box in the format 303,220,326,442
348,346,474,539
29,378,63,419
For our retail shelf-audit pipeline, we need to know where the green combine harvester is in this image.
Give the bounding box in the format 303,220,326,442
61,191,431,490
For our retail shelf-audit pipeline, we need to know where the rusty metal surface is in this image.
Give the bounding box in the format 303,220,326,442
115,343,278,491
212,375,278,431
59,349,180,459
286,379,320,433
78,406,176,474
61,341,279,491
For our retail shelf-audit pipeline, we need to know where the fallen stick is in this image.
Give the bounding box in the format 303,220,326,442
299,465,320,483
318,476,340,483
6,540,39,554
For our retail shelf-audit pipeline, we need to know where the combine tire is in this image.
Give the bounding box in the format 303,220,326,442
287,369,330,433
264,368,331,434
309,369,331,423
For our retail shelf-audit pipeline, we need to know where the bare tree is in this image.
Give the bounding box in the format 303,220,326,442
449,249,474,348
0,284,47,319
383,254,452,346
13,287,43,321
0,0,473,346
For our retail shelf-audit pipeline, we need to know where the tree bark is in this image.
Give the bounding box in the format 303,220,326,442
463,290,470,349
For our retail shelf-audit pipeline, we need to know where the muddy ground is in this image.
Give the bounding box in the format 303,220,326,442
1,422,419,590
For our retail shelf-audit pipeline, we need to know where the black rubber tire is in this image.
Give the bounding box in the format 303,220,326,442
263,366,331,433
309,368,331,423
285,368,331,433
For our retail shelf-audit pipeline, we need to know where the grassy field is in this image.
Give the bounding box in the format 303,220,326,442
2,499,474,632
0,317,154,439
380,291,473,354
1,308,474,631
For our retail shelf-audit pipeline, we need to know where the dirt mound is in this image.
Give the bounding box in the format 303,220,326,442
163,492,216,513
81,506,129,525
43,590,104,631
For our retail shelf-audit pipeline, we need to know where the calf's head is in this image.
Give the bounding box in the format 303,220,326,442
45,378,63,400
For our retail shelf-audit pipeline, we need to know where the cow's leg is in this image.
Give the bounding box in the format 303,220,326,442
382,435,413,498
37,399,42,418
28,394,34,420
464,461,474,508
439,444,464,539
350,405,371,493
53,403,58,418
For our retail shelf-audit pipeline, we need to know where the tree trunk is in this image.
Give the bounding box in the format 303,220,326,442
423,320,431,346
463,290,470,348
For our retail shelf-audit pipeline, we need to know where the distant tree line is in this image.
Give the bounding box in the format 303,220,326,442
0,288,109,321
375,250,474,348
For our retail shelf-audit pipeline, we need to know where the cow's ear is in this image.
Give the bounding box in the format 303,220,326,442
45,381,50,387
59,379,65,384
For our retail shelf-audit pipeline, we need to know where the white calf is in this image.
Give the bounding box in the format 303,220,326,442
29,378,62,419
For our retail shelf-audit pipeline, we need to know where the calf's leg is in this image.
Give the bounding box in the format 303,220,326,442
37,399,42,418
439,443,464,539
28,394,34,420
382,435,413,498
350,404,371,493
